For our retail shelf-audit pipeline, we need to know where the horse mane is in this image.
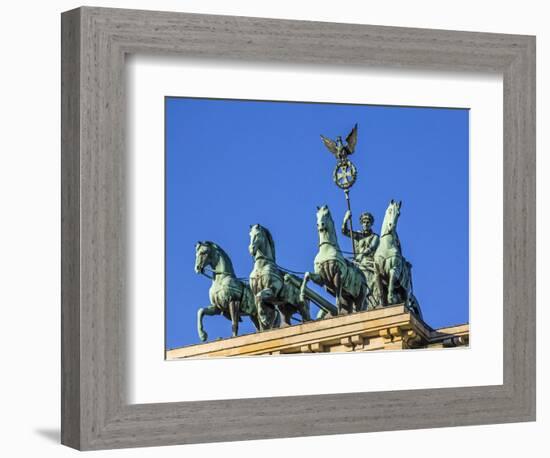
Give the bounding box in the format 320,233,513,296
203,241,235,275
380,202,399,238
380,207,391,236
259,225,276,261
325,209,335,232
320,206,339,246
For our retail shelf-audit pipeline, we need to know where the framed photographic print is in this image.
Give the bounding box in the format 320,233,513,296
164,97,470,360
61,6,535,450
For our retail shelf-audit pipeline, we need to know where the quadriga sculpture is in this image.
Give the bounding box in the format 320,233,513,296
194,241,260,341
248,224,311,329
300,205,369,315
373,200,422,318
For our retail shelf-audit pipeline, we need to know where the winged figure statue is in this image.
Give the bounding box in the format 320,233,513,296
320,123,358,162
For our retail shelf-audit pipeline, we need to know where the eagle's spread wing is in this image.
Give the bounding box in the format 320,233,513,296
320,135,338,156
345,123,358,155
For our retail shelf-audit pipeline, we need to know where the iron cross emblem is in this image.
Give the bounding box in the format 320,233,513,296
320,123,359,190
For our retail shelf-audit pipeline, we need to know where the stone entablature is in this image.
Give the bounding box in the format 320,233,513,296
166,304,469,359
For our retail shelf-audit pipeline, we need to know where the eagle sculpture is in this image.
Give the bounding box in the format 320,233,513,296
320,123,358,162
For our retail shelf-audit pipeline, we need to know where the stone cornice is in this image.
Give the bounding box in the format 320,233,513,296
167,304,469,359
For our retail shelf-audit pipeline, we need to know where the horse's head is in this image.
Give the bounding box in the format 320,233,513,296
195,241,215,274
248,224,276,261
382,199,402,236
316,205,334,234
316,204,339,245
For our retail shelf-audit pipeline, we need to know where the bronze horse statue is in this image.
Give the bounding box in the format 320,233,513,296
301,205,369,315
248,224,311,329
373,200,422,318
194,241,260,341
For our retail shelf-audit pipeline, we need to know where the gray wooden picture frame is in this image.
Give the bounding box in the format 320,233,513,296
61,6,536,451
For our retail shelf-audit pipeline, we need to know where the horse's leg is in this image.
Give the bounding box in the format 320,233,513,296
241,290,261,332
291,278,311,322
353,281,368,313
301,272,325,314
404,264,422,317
197,305,220,342
387,271,396,305
228,300,240,337
402,265,411,311
387,258,400,305
374,260,385,307
333,269,346,315
256,298,268,331
255,291,268,331
362,281,370,311
256,288,277,330
300,272,310,303
396,258,409,305
279,305,292,327
249,313,261,332
272,308,281,328
300,272,309,303
316,308,328,320
301,272,323,294
299,299,311,322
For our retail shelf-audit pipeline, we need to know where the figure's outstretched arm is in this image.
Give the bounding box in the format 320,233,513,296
341,210,352,237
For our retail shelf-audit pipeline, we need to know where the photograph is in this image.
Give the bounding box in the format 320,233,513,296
165,97,470,358
40,2,537,453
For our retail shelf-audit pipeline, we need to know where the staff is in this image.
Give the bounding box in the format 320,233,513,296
342,189,355,257
320,123,359,258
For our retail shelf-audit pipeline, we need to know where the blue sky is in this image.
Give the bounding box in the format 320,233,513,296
165,97,469,350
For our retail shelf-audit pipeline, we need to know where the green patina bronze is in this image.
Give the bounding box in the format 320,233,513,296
373,200,422,318
342,210,379,309
194,241,260,341
300,205,369,316
321,123,360,258
191,122,423,343
248,224,311,329
324,129,358,190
